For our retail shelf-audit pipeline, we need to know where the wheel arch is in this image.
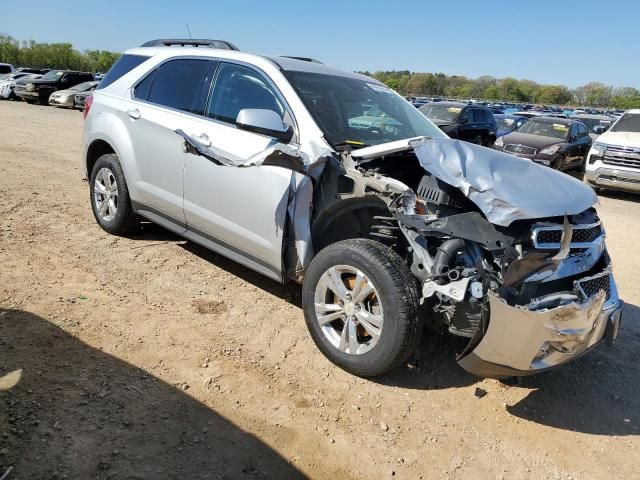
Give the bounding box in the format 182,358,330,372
310,196,396,254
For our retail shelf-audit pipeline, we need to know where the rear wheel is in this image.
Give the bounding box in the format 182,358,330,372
38,91,50,105
89,153,137,235
302,239,421,377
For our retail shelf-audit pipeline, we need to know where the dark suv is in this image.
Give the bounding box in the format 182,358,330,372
419,101,497,146
14,69,94,105
493,117,592,171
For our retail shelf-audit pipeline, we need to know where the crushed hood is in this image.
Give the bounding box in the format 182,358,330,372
352,137,597,227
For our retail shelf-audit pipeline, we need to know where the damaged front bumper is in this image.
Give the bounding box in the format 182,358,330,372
458,274,622,378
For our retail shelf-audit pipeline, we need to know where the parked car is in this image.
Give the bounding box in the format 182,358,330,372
419,101,497,146
0,72,41,99
585,109,640,193
14,69,94,105
512,111,543,119
48,80,98,108
83,38,620,379
0,63,14,74
494,114,527,138
572,114,612,139
493,116,592,170
15,67,47,75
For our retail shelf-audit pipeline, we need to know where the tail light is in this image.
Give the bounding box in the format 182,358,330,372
83,95,93,119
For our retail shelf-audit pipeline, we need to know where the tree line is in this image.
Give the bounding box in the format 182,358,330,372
362,70,640,109
0,35,120,74
2,34,639,109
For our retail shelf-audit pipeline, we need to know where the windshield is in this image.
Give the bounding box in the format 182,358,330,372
283,71,446,147
40,70,64,81
69,81,95,92
516,120,569,139
496,117,517,131
611,113,640,133
419,104,462,123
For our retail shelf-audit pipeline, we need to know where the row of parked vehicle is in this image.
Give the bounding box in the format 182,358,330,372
0,63,99,110
413,98,640,190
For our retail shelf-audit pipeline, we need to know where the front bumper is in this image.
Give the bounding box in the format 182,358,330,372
492,145,556,166
459,274,621,378
49,95,74,107
585,166,640,193
14,90,38,100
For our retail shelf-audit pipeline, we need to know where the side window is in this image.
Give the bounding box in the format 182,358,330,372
97,54,150,90
570,124,579,139
146,59,211,114
133,70,156,101
207,62,284,124
471,109,482,123
578,123,587,137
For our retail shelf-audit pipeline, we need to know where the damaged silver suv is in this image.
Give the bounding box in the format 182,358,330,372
83,39,622,378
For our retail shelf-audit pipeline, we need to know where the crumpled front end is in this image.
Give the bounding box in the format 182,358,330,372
347,137,623,377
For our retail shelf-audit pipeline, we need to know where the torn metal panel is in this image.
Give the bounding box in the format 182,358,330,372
458,284,618,377
409,138,598,227
352,136,598,227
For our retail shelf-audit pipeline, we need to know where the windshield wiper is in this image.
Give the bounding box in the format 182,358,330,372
332,140,370,152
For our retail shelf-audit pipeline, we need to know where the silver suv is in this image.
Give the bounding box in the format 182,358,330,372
83,39,622,378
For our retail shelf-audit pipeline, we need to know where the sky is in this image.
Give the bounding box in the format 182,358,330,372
2,0,639,88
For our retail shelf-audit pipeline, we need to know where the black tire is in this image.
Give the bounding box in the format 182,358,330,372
302,239,422,377
38,91,50,105
89,153,137,235
482,136,495,148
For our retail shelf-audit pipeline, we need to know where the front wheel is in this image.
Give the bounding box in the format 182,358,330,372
302,239,422,377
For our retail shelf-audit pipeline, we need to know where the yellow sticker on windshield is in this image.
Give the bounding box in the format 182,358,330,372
448,107,462,113
553,124,568,131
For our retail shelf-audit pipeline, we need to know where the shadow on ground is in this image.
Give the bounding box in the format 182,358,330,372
126,221,640,436
506,301,640,436
0,309,306,479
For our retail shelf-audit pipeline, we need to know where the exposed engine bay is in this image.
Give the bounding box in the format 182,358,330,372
305,137,622,377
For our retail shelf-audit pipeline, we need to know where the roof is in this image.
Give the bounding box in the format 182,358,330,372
527,116,574,125
494,113,526,119
425,101,467,108
124,45,381,84
572,114,611,120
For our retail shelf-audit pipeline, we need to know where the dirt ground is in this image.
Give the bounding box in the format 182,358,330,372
1,101,639,480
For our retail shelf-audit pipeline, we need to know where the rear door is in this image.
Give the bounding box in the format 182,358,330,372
123,58,215,224
182,61,295,280
458,107,476,142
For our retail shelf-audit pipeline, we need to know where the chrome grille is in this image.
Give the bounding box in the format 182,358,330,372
575,271,611,301
532,222,603,249
504,144,536,155
601,144,640,168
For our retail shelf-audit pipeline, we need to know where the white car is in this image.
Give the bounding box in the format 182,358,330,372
0,72,40,99
585,109,640,193
82,38,621,378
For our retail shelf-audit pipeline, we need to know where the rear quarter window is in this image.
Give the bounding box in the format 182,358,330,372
96,54,150,90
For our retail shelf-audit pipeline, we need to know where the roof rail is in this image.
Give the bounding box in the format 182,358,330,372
280,56,324,65
140,39,239,50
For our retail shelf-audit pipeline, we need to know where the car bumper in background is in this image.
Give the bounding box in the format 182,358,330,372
586,163,640,193
49,96,74,107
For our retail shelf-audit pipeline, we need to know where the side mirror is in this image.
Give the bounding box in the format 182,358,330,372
236,109,293,143
593,125,606,134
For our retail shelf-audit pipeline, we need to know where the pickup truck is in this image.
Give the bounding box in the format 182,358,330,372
585,109,640,194
14,69,94,105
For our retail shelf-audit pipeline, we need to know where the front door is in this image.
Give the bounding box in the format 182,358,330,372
183,61,295,280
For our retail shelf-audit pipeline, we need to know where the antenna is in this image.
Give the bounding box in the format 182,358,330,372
186,24,192,39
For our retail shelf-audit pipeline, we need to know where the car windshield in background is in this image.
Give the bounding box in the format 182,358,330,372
283,71,446,147
40,70,64,81
611,113,640,133
516,119,569,139
577,118,602,131
419,104,462,123
69,81,95,92
497,117,516,131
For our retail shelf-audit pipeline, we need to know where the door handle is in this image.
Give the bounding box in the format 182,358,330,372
126,108,141,120
192,133,211,147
